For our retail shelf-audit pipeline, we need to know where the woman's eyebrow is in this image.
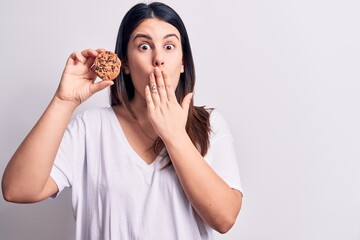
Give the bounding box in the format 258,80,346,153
133,33,151,41
133,33,179,41
164,33,179,40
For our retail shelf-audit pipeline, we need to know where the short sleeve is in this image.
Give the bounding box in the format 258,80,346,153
50,115,85,198
207,110,243,195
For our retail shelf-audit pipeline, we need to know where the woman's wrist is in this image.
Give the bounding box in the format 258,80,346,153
52,94,80,111
162,130,193,151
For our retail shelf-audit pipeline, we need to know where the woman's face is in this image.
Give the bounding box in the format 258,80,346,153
125,18,184,101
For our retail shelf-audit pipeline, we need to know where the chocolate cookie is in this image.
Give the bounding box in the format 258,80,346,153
91,51,121,81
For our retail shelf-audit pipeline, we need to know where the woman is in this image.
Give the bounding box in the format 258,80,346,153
2,2,243,239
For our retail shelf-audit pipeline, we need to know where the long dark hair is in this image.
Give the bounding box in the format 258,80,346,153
110,2,211,157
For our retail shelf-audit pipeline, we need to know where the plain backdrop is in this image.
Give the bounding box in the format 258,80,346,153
1,0,359,239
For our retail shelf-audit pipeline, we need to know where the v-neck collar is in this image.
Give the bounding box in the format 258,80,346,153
108,107,167,168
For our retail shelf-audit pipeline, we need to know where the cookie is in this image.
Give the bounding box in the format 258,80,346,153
91,51,121,81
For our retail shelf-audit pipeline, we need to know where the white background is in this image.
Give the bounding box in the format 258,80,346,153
1,0,359,239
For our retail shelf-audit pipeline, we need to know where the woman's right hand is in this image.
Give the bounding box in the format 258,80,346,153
55,48,114,106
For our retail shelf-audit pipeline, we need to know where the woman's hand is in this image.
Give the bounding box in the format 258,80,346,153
145,67,193,142
55,48,114,105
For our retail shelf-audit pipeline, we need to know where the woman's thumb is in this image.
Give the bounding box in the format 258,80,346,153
90,80,114,94
181,92,193,111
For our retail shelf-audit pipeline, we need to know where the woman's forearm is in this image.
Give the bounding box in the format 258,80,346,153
164,133,242,233
2,96,78,202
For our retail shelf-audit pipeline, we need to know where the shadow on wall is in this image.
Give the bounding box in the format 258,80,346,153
0,189,75,240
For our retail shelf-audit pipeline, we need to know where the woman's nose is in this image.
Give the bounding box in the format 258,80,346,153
153,51,165,67
154,60,164,67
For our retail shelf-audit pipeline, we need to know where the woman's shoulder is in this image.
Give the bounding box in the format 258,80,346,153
193,106,228,129
205,107,232,141
203,108,227,127
74,106,113,119
69,106,114,127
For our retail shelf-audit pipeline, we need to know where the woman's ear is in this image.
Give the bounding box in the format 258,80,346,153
122,59,130,74
123,66,130,74
180,64,184,73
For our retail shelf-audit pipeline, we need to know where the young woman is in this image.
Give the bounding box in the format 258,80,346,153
2,2,243,239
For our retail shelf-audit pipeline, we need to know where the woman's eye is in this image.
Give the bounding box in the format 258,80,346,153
139,43,151,50
165,44,175,50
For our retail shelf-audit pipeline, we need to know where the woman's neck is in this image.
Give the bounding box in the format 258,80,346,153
129,95,149,122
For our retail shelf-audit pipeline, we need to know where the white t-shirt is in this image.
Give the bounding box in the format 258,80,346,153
50,107,242,240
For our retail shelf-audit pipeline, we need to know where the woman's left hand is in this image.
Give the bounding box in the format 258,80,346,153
145,67,193,142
